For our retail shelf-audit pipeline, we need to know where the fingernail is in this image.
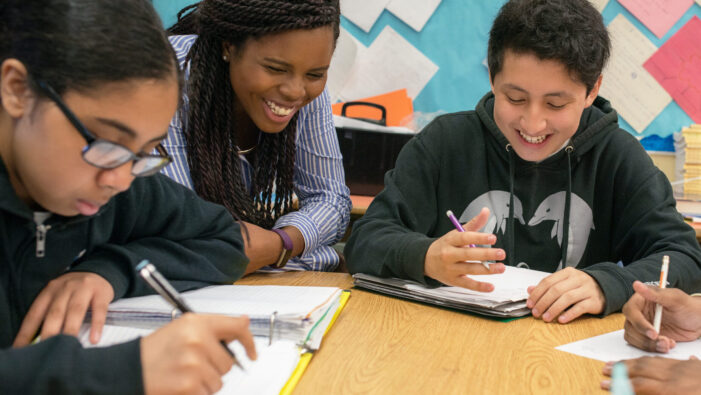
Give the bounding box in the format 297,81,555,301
496,250,505,259
604,361,614,368
542,312,551,321
647,330,656,339
532,308,539,317
600,379,610,389
487,235,496,243
602,364,611,374
558,314,568,323
526,300,533,308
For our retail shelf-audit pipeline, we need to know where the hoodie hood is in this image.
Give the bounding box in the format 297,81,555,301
473,92,620,269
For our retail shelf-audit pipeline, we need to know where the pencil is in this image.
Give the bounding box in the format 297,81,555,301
652,255,670,334
446,210,491,270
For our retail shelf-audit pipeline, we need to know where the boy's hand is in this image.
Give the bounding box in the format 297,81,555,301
526,267,604,323
13,272,114,347
141,313,256,395
424,207,506,291
622,281,701,352
601,356,701,395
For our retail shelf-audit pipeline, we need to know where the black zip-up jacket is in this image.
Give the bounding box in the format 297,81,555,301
0,158,248,394
346,93,701,315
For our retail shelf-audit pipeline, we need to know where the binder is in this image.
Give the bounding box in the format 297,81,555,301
79,288,351,395
353,266,550,317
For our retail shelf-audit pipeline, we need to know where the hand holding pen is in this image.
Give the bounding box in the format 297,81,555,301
423,207,505,292
136,260,252,371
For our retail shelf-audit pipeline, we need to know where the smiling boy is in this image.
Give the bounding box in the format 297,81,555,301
344,0,701,322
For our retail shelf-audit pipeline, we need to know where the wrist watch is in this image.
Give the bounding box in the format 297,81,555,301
272,228,293,268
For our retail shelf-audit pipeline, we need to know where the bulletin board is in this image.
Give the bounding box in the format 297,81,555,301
154,0,701,152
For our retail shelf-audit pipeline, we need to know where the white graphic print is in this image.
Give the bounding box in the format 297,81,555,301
528,191,594,269
461,190,594,269
459,191,525,234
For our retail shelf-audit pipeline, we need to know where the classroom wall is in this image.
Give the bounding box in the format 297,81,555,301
153,0,701,153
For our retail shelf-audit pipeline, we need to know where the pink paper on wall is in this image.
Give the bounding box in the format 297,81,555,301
618,0,694,38
644,16,701,123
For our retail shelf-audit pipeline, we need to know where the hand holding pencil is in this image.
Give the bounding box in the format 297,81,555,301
423,207,506,292
622,268,701,353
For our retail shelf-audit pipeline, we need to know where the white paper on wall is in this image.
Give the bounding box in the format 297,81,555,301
337,26,439,102
386,0,442,32
340,0,391,33
598,15,672,133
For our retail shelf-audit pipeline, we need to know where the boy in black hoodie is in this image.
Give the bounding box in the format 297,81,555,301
0,0,255,393
345,0,701,323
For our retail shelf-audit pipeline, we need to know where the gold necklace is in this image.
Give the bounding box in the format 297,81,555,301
235,144,257,155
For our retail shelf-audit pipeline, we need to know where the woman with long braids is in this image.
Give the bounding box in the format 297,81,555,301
162,0,352,274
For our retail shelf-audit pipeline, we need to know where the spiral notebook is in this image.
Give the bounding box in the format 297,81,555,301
79,287,351,395
91,285,344,350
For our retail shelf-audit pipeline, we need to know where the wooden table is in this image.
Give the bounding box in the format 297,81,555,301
238,272,623,394
350,195,374,216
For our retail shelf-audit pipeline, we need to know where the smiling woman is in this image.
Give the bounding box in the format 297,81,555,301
162,0,352,274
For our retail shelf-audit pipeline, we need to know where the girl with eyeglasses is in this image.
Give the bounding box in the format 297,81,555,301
162,0,351,274
0,0,255,393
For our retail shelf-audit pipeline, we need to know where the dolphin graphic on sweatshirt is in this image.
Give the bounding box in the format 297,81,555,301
528,191,594,269
459,190,525,234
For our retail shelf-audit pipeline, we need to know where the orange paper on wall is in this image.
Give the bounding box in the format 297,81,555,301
332,89,413,127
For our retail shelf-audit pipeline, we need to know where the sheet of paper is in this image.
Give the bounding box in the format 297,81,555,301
337,26,439,102
644,16,701,123
618,0,694,38
405,266,550,303
556,329,701,362
339,0,390,33
589,0,610,13
327,27,362,102
386,0,442,32
79,325,299,395
598,15,672,133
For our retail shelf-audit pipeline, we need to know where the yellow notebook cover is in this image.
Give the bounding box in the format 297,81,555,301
279,290,351,395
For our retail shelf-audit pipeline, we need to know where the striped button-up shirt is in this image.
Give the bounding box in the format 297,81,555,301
162,35,351,271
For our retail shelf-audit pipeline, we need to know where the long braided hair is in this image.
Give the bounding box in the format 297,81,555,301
169,0,340,228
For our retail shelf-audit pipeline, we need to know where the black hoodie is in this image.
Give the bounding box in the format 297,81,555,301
0,158,248,394
345,92,701,315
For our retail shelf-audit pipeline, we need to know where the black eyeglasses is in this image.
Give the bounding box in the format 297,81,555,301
36,80,172,177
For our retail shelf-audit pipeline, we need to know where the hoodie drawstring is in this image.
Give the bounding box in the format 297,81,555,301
560,146,574,270
506,144,515,267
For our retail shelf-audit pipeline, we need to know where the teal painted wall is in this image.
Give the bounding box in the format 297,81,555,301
154,1,701,151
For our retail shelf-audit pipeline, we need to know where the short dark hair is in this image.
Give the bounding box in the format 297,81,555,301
488,0,610,94
0,0,179,97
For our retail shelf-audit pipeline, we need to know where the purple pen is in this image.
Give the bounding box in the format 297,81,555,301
446,210,490,270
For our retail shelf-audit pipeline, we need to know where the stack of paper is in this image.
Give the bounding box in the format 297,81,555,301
673,124,701,199
353,266,550,317
89,285,343,350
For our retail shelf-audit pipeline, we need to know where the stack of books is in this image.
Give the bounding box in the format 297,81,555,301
674,124,701,199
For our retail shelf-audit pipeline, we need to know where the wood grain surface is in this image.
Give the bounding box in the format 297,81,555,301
238,272,623,394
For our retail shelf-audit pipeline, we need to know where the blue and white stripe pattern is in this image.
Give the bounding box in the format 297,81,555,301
162,35,351,271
